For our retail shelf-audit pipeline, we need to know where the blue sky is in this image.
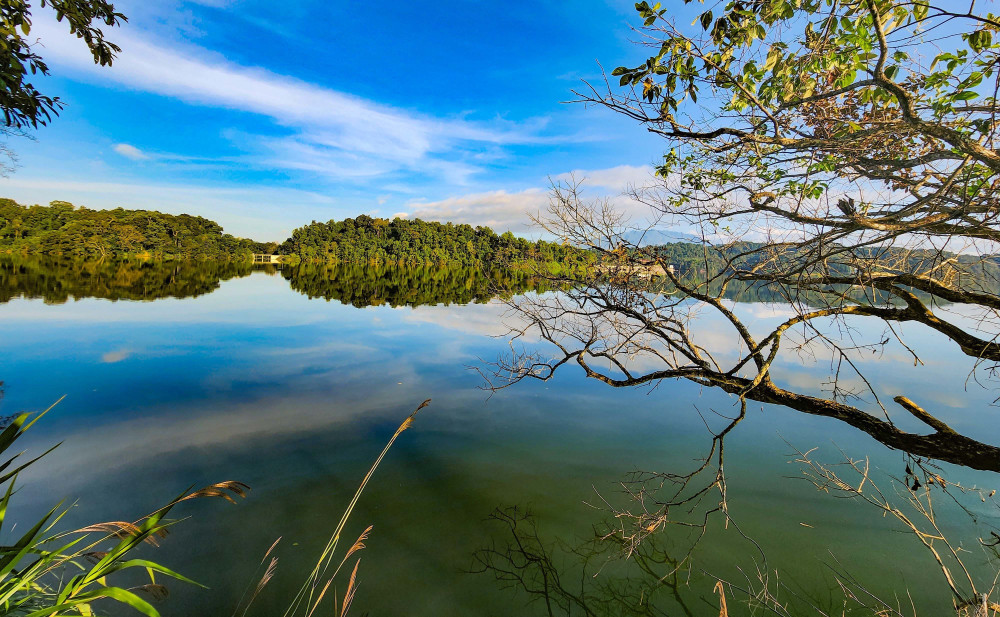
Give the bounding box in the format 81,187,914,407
0,0,703,241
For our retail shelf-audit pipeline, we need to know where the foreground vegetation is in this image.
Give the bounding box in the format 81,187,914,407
0,392,428,617
0,398,249,616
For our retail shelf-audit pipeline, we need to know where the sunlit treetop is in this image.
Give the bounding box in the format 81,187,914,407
599,0,1000,246
0,0,125,129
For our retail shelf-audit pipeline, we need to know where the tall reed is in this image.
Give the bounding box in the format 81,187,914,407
273,399,431,617
0,398,247,616
2,397,429,616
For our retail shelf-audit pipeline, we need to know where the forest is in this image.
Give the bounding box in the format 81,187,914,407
0,200,594,270
7,199,999,299
281,216,594,269
0,199,273,259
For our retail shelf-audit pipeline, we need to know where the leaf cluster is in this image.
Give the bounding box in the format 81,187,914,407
0,0,125,129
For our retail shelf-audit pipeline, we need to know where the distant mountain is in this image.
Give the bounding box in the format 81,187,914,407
621,229,702,246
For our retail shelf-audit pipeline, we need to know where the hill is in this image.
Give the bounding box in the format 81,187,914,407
280,215,593,269
0,200,593,269
0,199,270,259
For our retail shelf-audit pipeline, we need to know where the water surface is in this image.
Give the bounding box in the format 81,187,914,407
1,258,998,615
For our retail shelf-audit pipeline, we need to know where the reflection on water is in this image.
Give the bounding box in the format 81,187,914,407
0,256,561,308
0,260,998,615
1,255,980,312
0,256,255,303
282,262,558,307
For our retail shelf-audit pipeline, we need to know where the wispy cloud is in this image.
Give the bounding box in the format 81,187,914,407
406,188,550,232
113,143,150,160
34,19,552,184
553,164,654,191
403,165,661,232
101,348,132,363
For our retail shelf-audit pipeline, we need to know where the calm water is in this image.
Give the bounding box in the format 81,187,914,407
1,258,998,615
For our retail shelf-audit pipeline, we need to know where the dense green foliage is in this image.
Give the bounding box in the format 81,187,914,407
0,201,595,270
1,0,124,130
0,199,271,259
281,215,594,269
284,263,561,308
0,255,257,303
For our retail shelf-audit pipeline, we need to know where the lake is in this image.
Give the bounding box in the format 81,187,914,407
1,257,998,616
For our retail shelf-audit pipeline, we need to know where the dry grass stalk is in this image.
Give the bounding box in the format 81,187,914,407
305,577,334,617
263,536,282,560
261,401,428,617
233,539,282,617
344,525,372,562
75,521,159,544
714,580,728,617
179,480,251,504
340,559,361,617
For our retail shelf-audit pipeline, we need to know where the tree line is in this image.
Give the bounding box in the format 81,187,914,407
0,199,274,259
642,241,1000,296
280,215,594,269
0,200,595,269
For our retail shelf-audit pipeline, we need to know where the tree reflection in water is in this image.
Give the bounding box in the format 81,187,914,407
281,262,558,308
4,256,998,614
0,257,558,307
0,256,256,304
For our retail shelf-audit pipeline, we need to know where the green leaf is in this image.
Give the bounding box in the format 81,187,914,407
0,504,61,589
970,29,993,52
101,559,204,588
26,587,160,617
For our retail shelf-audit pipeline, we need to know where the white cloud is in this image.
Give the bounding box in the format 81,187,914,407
553,164,654,191
113,143,150,160
101,348,132,363
33,19,550,184
402,165,672,233
407,188,550,232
